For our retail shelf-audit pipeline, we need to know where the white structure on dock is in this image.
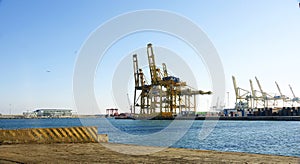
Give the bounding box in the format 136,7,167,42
23,109,72,118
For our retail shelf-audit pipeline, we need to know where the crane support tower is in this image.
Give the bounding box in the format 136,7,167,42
132,43,212,118
249,79,260,109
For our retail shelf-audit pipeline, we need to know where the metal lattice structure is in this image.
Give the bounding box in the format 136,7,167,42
132,43,212,118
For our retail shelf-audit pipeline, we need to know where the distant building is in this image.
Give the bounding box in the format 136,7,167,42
34,109,72,118
23,111,37,118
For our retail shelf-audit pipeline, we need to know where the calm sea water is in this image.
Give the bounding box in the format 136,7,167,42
0,118,299,157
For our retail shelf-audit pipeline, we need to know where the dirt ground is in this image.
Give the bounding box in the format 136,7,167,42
0,143,299,163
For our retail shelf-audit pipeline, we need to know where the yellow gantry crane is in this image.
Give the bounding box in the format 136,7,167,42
132,43,211,118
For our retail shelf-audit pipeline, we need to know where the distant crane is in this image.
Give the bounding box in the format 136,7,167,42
232,76,250,100
255,76,266,99
275,81,288,107
275,81,283,99
289,84,299,104
249,79,261,109
254,76,277,108
127,93,132,114
232,76,251,110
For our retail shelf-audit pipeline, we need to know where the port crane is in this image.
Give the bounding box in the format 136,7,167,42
133,43,212,118
289,84,299,106
249,79,264,109
254,77,280,108
232,76,251,110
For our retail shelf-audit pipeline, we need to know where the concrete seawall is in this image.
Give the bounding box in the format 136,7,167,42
0,126,108,144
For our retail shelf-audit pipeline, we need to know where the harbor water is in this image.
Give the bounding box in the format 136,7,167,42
0,118,299,157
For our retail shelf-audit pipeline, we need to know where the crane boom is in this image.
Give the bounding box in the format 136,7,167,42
250,79,256,99
289,84,296,98
147,43,160,85
162,63,168,78
232,76,239,99
133,54,139,87
275,81,283,97
255,76,265,97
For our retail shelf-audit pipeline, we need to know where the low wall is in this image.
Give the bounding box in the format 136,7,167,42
194,116,300,121
0,126,108,144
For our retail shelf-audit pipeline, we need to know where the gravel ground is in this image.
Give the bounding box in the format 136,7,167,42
0,143,299,163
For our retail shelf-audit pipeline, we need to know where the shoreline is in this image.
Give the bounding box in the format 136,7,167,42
0,142,298,163
1,115,300,121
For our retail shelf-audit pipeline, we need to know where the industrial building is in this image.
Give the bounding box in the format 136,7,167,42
23,109,72,118
34,109,72,117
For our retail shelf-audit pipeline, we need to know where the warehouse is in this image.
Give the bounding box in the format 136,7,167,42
34,109,72,118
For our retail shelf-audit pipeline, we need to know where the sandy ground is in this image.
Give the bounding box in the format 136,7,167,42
0,143,299,164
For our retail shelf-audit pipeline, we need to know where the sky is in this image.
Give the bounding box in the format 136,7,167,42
0,0,300,114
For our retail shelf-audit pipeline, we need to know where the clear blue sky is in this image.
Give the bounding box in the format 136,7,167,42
0,0,300,114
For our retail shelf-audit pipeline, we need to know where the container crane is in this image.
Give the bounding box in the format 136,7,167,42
232,76,251,110
232,76,250,100
232,76,247,100
254,76,276,108
132,43,212,118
